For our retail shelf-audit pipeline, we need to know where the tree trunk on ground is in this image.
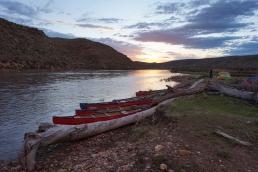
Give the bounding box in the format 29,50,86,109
208,81,258,103
21,79,206,171
214,129,252,146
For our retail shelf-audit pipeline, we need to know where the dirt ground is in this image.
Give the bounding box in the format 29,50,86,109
1,93,258,172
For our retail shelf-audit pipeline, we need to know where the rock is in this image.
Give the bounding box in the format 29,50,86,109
155,145,164,152
160,163,168,171
145,163,151,169
127,144,134,152
38,123,54,132
178,149,191,156
246,121,251,124
57,169,66,172
10,165,22,171
184,144,190,149
118,164,132,172
91,153,98,158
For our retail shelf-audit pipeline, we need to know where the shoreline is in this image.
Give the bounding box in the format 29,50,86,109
0,69,171,74
1,75,258,172
1,93,257,172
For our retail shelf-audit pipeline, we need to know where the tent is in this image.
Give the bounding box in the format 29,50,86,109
217,72,231,80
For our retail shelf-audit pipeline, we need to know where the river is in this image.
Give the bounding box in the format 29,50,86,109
0,70,177,160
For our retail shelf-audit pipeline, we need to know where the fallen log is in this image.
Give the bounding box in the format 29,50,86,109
208,81,258,103
214,129,252,146
21,79,206,171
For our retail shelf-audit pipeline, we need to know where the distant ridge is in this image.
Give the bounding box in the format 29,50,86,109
0,18,133,71
162,55,258,72
133,55,258,72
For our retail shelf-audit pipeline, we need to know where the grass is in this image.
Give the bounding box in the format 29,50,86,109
126,94,258,171
167,93,258,144
169,93,258,118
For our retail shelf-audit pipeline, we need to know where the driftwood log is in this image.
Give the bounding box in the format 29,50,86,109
214,129,252,146
208,81,258,103
21,79,206,171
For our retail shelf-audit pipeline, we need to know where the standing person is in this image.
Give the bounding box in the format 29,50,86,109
209,69,213,79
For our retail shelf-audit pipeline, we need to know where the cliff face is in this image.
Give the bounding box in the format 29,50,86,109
0,18,133,71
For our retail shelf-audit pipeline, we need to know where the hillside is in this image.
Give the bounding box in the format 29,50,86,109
163,55,258,72
0,18,133,71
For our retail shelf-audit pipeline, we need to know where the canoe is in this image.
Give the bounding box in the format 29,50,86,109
136,90,167,97
54,86,178,125
25,79,205,171
75,103,153,116
136,86,173,97
53,105,151,125
79,97,152,110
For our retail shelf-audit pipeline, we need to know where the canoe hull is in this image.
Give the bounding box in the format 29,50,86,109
80,98,151,109
53,109,144,125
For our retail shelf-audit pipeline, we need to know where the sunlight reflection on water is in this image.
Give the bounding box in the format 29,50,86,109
0,70,178,160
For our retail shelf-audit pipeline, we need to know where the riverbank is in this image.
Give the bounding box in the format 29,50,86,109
1,90,258,171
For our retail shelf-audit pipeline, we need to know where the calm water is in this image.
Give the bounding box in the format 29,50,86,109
0,70,176,160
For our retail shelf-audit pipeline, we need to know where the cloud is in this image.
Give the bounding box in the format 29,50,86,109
156,2,186,14
76,23,113,30
0,0,55,16
155,0,258,34
192,0,258,22
77,16,123,24
0,14,33,25
0,0,37,17
97,18,122,23
37,0,54,14
0,0,54,27
76,17,90,23
228,42,258,55
135,0,258,49
42,29,75,39
135,29,238,49
187,0,258,34
190,0,211,7
126,22,165,29
95,38,143,58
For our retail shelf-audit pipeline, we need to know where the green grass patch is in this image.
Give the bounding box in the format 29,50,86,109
167,94,258,143
169,93,258,118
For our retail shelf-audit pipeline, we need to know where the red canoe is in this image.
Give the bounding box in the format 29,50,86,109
79,98,152,110
75,103,153,116
76,100,153,115
53,106,151,125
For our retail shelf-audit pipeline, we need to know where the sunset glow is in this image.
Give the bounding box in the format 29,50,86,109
0,0,258,62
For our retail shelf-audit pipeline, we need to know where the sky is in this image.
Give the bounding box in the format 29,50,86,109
0,0,258,62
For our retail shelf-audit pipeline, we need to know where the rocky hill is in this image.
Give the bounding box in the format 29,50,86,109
0,18,133,71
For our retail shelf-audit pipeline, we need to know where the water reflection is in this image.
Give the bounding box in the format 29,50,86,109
0,70,176,160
